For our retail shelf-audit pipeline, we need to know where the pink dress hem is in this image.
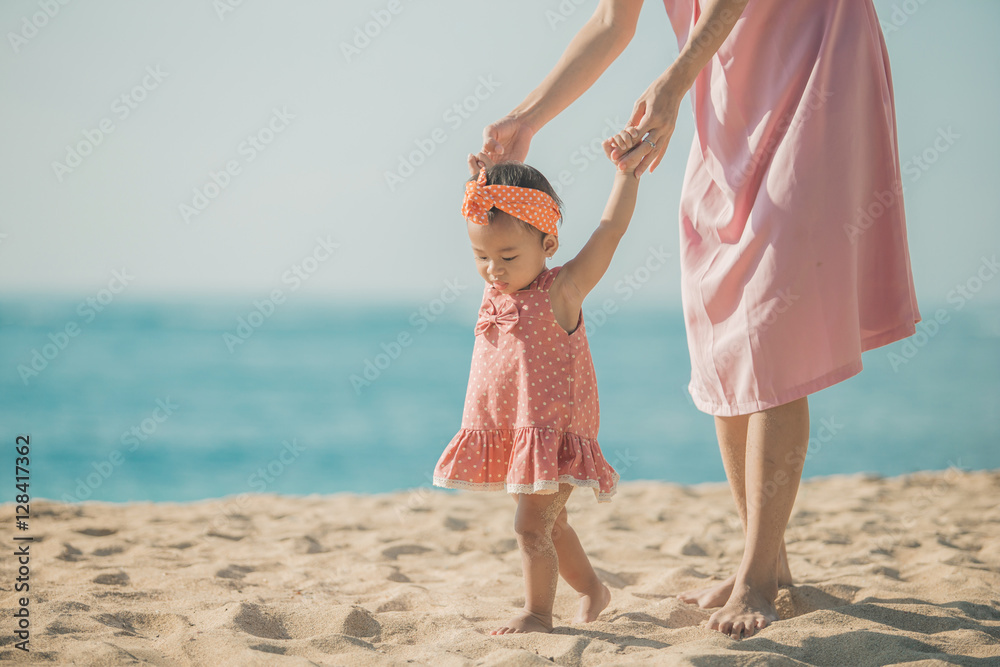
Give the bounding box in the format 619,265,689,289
690,319,919,416
434,426,619,503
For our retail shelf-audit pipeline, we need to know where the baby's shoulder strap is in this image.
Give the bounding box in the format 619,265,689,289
534,266,562,292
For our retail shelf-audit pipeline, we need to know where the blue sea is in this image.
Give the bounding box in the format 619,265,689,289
1,296,997,504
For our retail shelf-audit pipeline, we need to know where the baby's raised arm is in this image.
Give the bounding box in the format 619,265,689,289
550,127,653,323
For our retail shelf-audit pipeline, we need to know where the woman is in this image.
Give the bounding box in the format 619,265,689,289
473,0,920,640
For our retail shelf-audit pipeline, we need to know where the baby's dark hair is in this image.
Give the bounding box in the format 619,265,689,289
468,162,564,239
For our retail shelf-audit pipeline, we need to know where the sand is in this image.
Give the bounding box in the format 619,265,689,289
2,469,999,666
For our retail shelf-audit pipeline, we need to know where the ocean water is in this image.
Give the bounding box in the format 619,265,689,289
1,296,997,504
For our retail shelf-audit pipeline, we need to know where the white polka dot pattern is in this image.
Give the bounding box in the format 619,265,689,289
432,266,620,503
461,167,561,236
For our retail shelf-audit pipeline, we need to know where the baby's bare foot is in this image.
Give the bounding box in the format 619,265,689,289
573,583,611,623
490,609,553,635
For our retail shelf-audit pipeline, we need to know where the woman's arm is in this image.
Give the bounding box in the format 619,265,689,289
479,0,644,163
612,0,749,175
509,0,644,134
673,0,750,90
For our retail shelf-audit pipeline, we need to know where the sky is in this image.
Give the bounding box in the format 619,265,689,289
1,0,997,309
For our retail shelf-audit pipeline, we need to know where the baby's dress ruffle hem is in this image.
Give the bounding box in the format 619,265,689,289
433,426,620,503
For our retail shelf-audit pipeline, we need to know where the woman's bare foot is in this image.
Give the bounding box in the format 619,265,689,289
707,583,779,639
678,573,737,608
490,609,553,635
573,582,611,623
678,547,792,608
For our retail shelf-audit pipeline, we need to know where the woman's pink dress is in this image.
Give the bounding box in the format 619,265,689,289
433,266,619,502
663,0,921,416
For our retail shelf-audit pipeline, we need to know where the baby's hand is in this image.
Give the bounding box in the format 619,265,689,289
467,151,496,175
602,126,654,178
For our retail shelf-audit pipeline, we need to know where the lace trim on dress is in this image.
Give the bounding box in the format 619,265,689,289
433,473,618,503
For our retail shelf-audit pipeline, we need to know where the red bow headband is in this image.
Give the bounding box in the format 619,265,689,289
461,167,560,236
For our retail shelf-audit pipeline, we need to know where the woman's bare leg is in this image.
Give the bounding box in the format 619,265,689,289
678,412,793,607
707,396,809,639
492,484,574,635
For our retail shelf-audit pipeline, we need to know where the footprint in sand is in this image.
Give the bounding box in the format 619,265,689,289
330,606,381,640
230,603,291,640
93,613,140,635
57,543,84,562
678,538,708,557
92,545,126,557
92,571,130,586
204,530,248,541
76,527,117,537
489,538,518,554
93,611,189,638
202,602,381,643
167,541,196,550
375,587,433,612
248,643,286,656
215,564,254,580
444,516,468,531
280,535,325,554
381,544,432,560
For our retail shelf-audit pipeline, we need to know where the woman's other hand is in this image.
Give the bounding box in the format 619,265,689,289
609,72,686,176
602,125,650,177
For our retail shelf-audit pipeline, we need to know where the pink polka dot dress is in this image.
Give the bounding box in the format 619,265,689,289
433,266,619,503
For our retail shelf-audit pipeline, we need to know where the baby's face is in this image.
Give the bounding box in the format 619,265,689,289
467,214,556,295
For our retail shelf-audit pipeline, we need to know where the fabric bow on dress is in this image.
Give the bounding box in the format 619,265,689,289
474,297,520,336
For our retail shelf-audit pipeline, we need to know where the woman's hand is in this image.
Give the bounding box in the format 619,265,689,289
478,114,536,164
607,71,687,176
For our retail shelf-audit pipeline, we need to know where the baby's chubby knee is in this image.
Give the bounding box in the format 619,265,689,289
514,513,552,544
513,488,572,547
514,507,564,546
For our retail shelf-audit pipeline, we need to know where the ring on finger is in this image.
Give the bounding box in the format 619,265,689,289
642,137,656,149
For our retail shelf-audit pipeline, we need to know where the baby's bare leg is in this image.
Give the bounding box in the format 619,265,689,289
504,487,610,622
550,499,611,623
492,485,573,635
